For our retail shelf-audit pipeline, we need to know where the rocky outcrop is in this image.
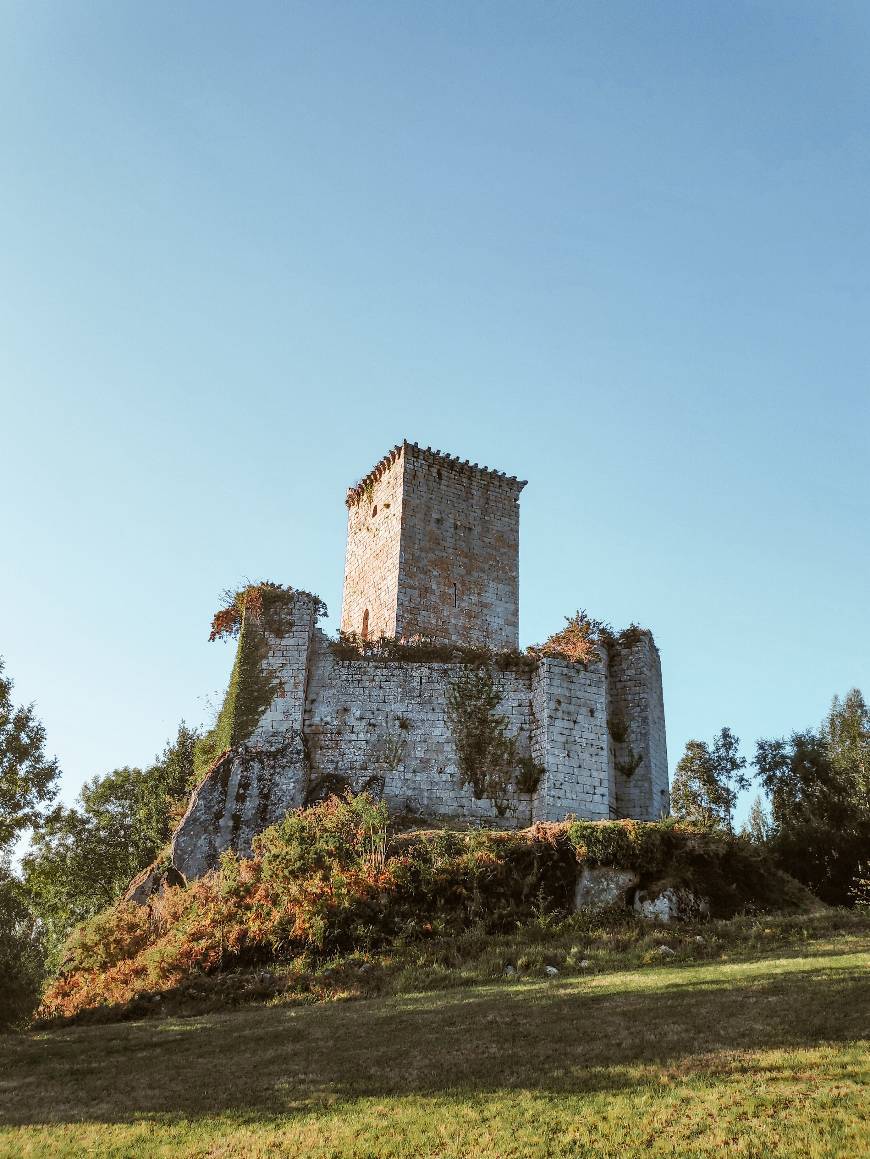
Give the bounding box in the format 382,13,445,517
574,866,639,911
124,860,186,904
633,882,710,923
171,735,308,880
572,866,714,921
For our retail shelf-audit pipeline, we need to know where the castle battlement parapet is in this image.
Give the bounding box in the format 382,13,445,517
345,441,526,507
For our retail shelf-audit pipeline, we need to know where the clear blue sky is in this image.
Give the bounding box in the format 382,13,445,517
2,2,867,824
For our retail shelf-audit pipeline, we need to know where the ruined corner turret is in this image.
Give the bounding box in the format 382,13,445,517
170,587,322,880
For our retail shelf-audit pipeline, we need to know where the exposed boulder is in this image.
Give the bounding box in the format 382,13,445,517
171,735,307,880
574,865,639,911
124,861,186,905
633,882,710,923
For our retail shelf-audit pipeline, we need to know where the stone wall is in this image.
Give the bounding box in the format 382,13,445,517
304,633,536,825
304,641,636,828
170,592,670,880
530,657,612,822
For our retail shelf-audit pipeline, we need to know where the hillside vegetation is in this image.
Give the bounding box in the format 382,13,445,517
40,794,818,1022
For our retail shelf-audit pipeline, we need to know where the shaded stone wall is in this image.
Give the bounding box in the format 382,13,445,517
607,635,670,820
303,643,638,828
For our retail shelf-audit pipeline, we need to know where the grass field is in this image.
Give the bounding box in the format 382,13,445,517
1,923,868,1158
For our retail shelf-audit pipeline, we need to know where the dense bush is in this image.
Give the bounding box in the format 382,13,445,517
40,796,810,1021
567,817,681,874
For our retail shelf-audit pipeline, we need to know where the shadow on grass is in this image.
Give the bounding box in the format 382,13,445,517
1,955,867,1128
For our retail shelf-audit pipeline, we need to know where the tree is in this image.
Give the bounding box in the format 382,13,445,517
741,794,771,844
754,689,870,906
23,723,198,958
825,689,869,811
0,657,59,851
0,857,45,1029
23,767,152,957
136,722,198,849
671,727,749,833
754,730,848,833
671,741,721,829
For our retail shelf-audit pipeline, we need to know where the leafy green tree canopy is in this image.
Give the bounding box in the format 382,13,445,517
0,859,46,1029
0,657,60,851
671,727,749,833
23,723,198,959
754,688,870,905
741,794,772,845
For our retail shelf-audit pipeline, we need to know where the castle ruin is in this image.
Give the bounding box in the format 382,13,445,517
170,441,669,881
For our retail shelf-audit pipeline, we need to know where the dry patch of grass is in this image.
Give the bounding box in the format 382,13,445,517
1,927,868,1157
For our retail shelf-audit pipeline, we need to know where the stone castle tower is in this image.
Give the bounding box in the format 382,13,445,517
170,441,670,880
341,442,526,650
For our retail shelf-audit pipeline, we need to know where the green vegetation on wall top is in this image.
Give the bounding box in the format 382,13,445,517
195,583,327,777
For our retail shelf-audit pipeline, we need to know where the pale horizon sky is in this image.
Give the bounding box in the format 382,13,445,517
2,2,868,826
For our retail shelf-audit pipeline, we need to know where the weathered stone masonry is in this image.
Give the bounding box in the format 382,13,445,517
342,443,524,650
172,443,669,879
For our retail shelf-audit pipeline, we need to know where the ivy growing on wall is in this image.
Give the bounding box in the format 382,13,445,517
616,751,644,778
446,666,520,816
607,717,629,744
515,755,544,796
194,583,327,777
608,715,643,779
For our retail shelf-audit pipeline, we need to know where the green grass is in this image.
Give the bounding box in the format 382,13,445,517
1,920,868,1157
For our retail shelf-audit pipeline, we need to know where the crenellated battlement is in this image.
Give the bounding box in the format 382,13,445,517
346,440,526,507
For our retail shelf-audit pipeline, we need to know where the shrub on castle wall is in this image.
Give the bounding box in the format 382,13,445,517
330,631,536,672
526,611,656,668
208,582,326,643
330,617,654,673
